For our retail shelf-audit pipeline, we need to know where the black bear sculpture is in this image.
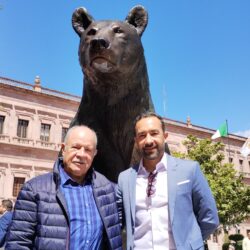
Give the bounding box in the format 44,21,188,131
71,5,169,182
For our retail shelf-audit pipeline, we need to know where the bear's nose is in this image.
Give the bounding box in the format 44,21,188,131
90,38,110,50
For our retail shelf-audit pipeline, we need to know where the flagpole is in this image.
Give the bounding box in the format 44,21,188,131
226,119,231,160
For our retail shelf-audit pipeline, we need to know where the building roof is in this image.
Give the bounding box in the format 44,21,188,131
0,76,81,102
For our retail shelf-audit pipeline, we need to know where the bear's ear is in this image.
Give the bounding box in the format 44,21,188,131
125,5,148,37
72,7,94,37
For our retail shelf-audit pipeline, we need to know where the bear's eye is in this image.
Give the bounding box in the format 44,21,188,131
87,28,97,36
113,26,123,34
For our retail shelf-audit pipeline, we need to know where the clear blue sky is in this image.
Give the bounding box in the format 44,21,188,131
1,0,249,137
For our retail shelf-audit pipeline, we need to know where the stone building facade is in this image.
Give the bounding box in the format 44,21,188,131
0,76,249,244
0,76,80,200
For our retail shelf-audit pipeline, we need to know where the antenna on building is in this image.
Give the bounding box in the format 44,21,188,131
187,115,192,127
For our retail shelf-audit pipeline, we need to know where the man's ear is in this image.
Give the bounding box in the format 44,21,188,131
94,149,97,157
61,143,65,156
164,132,168,142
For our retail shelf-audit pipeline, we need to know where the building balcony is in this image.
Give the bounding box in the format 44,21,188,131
12,136,34,146
0,135,60,151
36,140,58,150
241,171,250,178
0,134,10,143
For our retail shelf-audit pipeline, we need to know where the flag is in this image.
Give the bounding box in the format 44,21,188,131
211,122,228,140
241,138,250,157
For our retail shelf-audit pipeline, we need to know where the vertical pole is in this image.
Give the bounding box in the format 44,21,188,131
226,119,231,160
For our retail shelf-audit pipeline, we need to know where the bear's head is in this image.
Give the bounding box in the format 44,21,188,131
72,6,148,89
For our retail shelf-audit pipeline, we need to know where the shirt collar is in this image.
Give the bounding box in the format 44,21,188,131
138,153,167,177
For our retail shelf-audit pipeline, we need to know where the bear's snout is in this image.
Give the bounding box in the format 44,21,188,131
90,38,110,51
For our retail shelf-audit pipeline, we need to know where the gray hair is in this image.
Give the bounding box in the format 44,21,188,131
64,125,98,147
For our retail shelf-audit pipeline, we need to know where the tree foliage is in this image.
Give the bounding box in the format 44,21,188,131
172,135,250,228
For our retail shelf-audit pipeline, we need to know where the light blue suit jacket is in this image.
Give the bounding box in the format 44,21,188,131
117,154,219,250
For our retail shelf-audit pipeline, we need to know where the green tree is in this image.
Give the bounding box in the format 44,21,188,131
172,135,250,228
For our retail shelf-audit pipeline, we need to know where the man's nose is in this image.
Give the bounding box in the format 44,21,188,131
76,147,86,156
145,134,153,145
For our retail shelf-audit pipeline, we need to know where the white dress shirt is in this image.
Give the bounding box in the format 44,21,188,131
243,237,250,250
134,153,176,250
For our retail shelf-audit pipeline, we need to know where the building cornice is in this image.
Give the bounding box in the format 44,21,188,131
0,76,81,103
164,117,247,142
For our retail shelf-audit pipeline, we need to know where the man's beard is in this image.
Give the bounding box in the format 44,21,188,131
141,146,164,160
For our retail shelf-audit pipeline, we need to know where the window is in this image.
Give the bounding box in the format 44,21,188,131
239,159,243,172
229,157,233,163
61,127,68,142
0,115,5,134
17,119,29,138
40,123,51,142
13,177,25,197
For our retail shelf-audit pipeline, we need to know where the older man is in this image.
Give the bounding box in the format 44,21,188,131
0,199,13,247
6,125,122,250
117,112,219,250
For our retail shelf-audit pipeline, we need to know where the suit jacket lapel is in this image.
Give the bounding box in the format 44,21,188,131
129,165,138,225
167,155,178,225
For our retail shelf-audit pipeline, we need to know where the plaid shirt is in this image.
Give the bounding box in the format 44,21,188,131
59,165,103,250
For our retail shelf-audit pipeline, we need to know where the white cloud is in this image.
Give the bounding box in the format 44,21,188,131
234,129,250,138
